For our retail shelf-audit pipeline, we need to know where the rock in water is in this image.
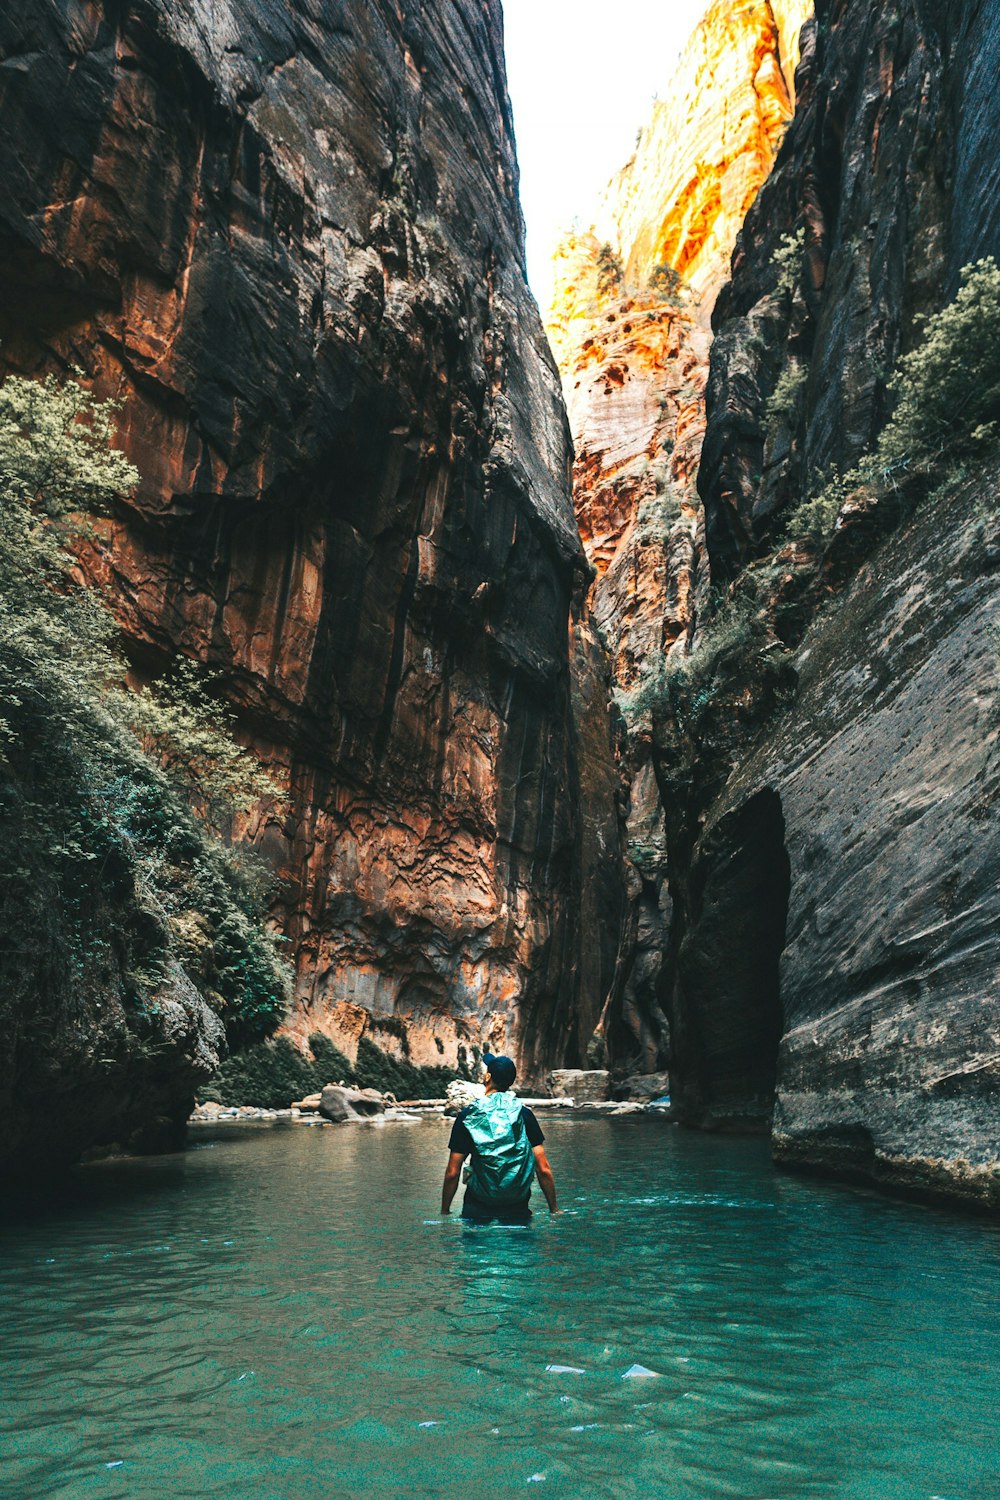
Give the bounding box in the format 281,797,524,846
612,1072,672,1103
319,1087,385,1124
292,1095,323,1113
547,1070,611,1103
445,1081,486,1112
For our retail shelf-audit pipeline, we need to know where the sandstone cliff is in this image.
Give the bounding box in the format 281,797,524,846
545,0,811,1070
0,0,625,1105
594,0,809,314
662,0,1000,1207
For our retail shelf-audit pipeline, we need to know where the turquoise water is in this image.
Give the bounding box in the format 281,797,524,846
2,1118,998,1499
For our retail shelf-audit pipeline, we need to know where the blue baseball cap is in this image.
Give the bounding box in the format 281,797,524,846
482,1052,517,1089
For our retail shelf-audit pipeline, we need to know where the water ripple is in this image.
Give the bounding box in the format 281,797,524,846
2,1120,998,1500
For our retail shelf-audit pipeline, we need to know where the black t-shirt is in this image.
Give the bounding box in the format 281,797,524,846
448,1102,545,1157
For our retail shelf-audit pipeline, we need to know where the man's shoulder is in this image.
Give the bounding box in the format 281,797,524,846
456,1103,474,1122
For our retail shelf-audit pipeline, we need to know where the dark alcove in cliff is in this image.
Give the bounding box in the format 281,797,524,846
671,790,790,1130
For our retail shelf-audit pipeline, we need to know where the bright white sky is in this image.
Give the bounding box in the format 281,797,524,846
502,0,709,309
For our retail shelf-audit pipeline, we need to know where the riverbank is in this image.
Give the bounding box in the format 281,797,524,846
188,1097,676,1126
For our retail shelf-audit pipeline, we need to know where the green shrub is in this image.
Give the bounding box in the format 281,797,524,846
353,1037,459,1099
596,242,624,298
202,1033,354,1107
0,371,137,516
766,360,808,425
784,469,854,546
202,1030,466,1106
880,257,1000,466
648,262,684,306
616,580,774,738
635,486,682,539
784,259,1000,549
202,1037,323,1107
615,659,668,733
0,370,290,1056
671,582,775,714
772,228,805,298
310,1032,354,1080
122,656,282,831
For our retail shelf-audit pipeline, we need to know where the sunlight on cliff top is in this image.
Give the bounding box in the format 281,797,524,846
502,0,710,306
505,1,812,314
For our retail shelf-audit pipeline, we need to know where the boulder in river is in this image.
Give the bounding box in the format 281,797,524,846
319,1086,386,1124
445,1080,486,1113
292,1094,324,1112
612,1072,672,1103
547,1070,610,1103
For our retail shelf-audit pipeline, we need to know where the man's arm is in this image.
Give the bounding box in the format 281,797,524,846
441,1150,466,1214
532,1144,558,1213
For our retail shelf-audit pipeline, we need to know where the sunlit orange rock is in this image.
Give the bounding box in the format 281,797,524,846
594,0,809,313
549,0,812,1067
550,0,812,652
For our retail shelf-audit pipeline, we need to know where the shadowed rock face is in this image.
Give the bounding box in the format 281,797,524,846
674,0,1000,1206
701,0,1000,580
0,0,625,1081
672,790,790,1129
698,477,1000,1207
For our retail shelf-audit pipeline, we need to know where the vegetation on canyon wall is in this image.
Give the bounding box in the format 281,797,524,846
0,373,290,1062
785,257,1000,547
201,1031,468,1108
637,258,1000,792
588,241,688,321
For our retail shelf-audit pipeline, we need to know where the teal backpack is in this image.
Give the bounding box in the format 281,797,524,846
462,1092,536,1205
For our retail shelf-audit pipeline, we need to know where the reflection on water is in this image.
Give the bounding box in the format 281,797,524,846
2,1119,998,1499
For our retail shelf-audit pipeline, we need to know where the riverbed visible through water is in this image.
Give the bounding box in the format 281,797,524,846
2,1118,997,1499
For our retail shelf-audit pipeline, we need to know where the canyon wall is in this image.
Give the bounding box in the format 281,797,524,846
666,0,1000,1207
701,0,1000,576
0,0,625,1096
545,0,811,1069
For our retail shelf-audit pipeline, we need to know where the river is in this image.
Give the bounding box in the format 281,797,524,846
2,1117,997,1499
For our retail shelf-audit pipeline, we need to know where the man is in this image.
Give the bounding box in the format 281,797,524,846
441,1053,558,1223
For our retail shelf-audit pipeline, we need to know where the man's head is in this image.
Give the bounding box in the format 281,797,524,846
482,1052,516,1092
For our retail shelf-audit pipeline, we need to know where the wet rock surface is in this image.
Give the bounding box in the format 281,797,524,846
0,0,625,1084
319,1085,385,1123
0,850,228,1178
695,478,1000,1206
547,1069,611,1103
611,1071,672,1104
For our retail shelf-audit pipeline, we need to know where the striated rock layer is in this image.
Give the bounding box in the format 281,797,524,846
0,0,626,1087
595,0,809,314
670,0,1000,1207
545,0,811,1070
